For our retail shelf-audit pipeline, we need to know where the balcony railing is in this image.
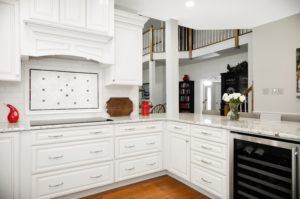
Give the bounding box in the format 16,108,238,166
143,26,252,59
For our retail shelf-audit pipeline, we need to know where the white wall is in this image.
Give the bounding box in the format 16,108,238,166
142,63,166,106
253,13,300,114
0,57,139,122
179,52,248,113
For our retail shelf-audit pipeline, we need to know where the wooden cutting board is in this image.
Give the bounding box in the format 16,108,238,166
106,97,133,117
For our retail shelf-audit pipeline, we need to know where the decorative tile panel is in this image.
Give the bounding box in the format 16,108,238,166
30,69,99,111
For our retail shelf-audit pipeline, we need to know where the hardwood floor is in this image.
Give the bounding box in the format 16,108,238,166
82,175,210,199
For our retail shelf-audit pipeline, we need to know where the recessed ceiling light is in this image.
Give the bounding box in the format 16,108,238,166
185,1,195,8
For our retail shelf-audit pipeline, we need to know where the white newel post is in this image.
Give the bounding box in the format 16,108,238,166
165,19,179,118
149,60,157,106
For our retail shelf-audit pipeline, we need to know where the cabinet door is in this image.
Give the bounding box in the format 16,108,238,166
86,0,113,34
168,132,190,181
113,25,142,85
0,134,19,199
0,0,20,81
60,0,85,27
30,0,59,22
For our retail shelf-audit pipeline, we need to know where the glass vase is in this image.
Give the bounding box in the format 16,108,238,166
229,103,240,121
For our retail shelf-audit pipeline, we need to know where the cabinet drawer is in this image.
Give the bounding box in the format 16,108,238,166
32,162,113,199
191,163,227,199
115,153,162,182
32,125,113,145
191,151,227,175
167,121,190,136
32,139,113,173
115,133,162,158
116,122,163,136
191,125,228,144
191,138,227,159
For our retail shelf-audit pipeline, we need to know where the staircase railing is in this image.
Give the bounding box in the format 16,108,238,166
242,84,254,112
143,26,252,59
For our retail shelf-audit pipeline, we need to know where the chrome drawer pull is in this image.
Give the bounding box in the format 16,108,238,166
48,155,64,160
90,174,103,179
125,128,135,131
146,162,156,166
147,126,156,129
90,150,103,154
201,178,212,184
201,159,212,165
90,131,103,135
201,132,212,136
146,142,156,145
174,126,182,130
125,167,135,171
48,135,63,138
125,145,135,148
48,182,64,188
201,145,213,150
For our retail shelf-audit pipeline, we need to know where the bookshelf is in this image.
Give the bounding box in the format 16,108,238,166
179,81,194,113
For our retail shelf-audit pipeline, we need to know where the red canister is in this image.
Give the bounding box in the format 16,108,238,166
141,100,150,116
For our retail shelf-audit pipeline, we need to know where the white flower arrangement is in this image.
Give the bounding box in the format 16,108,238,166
222,93,246,104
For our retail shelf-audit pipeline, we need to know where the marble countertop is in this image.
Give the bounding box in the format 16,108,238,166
1,113,300,141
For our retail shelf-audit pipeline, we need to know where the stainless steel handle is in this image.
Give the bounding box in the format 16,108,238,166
48,134,63,138
48,155,64,160
201,178,212,184
125,128,135,131
292,147,298,199
90,174,103,179
201,131,212,136
125,167,135,171
48,182,64,188
147,126,156,129
174,126,182,130
201,159,212,165
201,145,213,150
146,142,155,145
146,162,156,166
125,145,135,148
90,131,103,135
90,150,103,154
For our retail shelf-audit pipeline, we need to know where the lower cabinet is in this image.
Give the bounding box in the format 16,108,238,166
115,152,162,182
32,162,114,199
167,132,190,181
0,133,19,199
191,163,227,199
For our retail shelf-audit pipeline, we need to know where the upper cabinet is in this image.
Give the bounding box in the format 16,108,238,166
0,0,21,81
21,0,114,63
87,0,113,35
60,0,86,28
29,0,59,23
105,10,148,86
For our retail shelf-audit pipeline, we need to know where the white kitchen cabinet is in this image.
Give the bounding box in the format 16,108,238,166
168,132,190,181
29,0,59,22
0,133,19,199
105,10,148,85
0,0,20,81
60,0,85,27
87,0,113,35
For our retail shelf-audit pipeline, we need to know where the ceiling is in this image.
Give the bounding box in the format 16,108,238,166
115,0,300,29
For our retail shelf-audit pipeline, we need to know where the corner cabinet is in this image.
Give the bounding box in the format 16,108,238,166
105,10,148,86
0,0,21,81
0,133,19,199
21,0,114,64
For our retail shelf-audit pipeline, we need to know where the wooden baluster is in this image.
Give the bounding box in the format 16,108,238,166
234,29,239,48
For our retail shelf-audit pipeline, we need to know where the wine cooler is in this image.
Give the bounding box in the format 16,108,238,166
230,132,299,199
